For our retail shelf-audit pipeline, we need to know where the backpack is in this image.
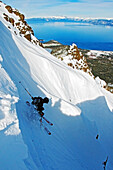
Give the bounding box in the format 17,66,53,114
32,97,43,105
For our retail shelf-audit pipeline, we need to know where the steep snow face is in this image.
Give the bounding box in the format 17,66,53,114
0,2,113,170
0,55,28,169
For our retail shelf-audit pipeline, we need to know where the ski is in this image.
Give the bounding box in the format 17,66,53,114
39,119,51,135
42,116,53,126
26,101,53,126
44,127,51,135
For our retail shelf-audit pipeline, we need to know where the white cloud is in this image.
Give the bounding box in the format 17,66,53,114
3,0,113,18
28,1,113,18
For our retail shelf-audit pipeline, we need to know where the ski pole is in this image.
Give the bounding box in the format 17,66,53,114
19,81,33,98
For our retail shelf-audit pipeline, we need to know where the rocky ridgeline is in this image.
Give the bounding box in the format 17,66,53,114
0,1,41,46
51,43,93,77
46,41,113,92
66,44,93,76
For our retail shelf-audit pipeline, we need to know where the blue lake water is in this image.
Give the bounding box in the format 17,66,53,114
27,20,113,51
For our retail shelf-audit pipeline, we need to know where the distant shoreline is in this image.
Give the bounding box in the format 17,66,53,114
27,19,113,51
26,17,113,27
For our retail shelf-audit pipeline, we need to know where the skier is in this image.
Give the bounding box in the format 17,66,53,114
31,96,49,117
19,82,53,132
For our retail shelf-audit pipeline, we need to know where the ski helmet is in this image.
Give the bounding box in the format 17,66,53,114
43,97,49,103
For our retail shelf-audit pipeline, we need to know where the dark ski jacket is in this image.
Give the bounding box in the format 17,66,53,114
32,96,49,113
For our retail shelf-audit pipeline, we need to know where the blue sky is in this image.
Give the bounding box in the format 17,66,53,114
3,0,113,18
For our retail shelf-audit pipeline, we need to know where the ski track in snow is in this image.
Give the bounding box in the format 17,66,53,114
0,8,113,170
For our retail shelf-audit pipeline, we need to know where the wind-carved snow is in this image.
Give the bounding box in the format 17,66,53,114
60,100,81,116
38,85,81,116
0,54,28,170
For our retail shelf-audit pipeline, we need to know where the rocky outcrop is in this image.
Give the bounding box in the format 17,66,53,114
24,34,31,42
43,40,62,47
5,5,13,13
67,44,92,75
3,13,14,26
0,1,40,45
51,43,93,76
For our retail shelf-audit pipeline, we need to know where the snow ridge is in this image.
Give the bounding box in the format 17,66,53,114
0,1,40,46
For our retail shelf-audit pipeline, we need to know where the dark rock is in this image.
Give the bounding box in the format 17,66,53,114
24,34,31,42
5,5,13,13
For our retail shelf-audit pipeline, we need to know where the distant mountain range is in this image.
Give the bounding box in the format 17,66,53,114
27,16,113,27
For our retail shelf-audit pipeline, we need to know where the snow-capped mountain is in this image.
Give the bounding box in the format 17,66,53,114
0,1,113,170
27,16,113,27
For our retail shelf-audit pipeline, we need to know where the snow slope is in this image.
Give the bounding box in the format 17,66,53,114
0,2,113,170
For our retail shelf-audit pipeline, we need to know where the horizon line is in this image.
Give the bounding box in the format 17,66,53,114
26,16,113,20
